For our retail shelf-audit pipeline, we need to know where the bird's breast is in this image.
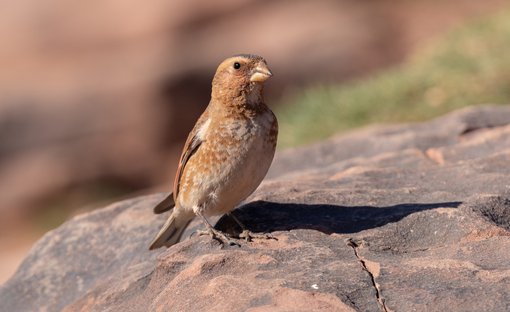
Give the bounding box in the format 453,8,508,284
179,110,277,216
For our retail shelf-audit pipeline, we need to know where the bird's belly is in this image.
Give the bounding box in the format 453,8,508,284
206,139,275,216
179,132,275,217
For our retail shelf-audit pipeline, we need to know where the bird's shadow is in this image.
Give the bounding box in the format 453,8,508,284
215,200,462,235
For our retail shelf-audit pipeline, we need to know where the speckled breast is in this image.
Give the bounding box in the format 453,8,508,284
181,109,277,217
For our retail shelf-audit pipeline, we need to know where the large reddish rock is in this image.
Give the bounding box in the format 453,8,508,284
1,106,509,311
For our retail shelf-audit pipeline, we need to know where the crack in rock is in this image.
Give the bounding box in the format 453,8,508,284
347,239,390,312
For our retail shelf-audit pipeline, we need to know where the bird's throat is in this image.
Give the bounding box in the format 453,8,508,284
245,83,264,106
212,83,265,112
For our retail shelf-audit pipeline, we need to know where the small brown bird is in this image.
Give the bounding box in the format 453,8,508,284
149,54,277,250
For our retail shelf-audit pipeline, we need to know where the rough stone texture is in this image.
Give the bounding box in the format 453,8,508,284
1,106,510,311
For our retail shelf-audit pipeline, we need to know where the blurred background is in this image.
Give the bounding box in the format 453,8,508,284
1,0,509,283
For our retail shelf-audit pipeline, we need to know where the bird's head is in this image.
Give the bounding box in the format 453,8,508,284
211,54,272,107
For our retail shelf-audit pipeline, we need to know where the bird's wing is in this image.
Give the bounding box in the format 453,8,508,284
152,109,209,214
172,109,210,201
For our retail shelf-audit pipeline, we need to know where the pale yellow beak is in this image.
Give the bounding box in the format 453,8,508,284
250,63,273,82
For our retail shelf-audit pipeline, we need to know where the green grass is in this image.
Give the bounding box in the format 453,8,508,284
276,8,510,147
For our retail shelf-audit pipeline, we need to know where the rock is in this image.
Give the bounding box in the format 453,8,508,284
1,106,510,311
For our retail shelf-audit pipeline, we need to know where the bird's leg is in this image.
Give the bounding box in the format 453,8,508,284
196,213,240,247
228,212,276,242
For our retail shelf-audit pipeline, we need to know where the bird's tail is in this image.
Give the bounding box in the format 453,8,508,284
149,210,193,250
153,192,175,214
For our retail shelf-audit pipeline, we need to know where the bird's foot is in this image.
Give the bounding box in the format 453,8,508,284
238,230,277,242
197,228,241,247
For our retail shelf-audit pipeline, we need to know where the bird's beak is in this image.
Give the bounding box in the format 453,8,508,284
250,63,273,82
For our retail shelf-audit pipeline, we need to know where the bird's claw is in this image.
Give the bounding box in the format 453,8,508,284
197,228,241,247
238,230,277,242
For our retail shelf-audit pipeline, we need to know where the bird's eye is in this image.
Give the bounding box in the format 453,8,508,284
233,62,241,70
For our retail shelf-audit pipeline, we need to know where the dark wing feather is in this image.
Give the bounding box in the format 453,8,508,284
173,109,210,198
172,132,203,199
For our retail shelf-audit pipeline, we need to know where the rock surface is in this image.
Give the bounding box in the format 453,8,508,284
1,106,510,311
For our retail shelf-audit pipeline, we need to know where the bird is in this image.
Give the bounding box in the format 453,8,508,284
149,54,278,250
